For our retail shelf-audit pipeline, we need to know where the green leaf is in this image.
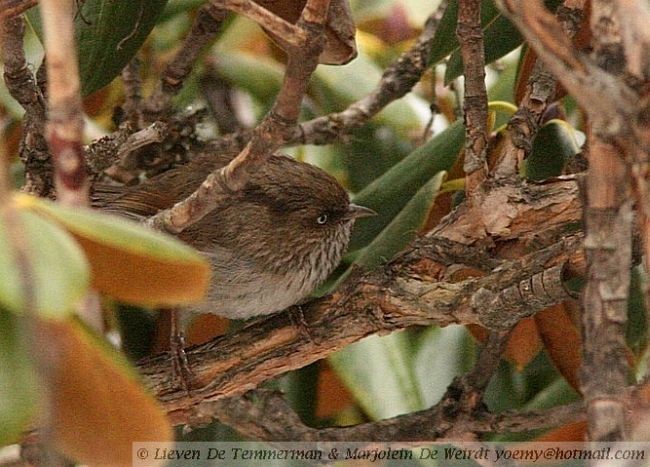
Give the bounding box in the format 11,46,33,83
329,330,425,420
348,120,464,253
627,266,647,356
525,120,580,181
0,310,39,446
0,209,89,319
355,171,446,270
17,195,210,307
27,0,169,96
340,125,414,192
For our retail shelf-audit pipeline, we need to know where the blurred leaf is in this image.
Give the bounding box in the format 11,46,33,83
329,330,424,419
536,421,587,441
355,171,446,270
414,325,475,406
0,209,89,319
469,319,543,371
0,310,39,446
489,377,580,441
27,0,168,96
17,194,210,307
525,120,580,181
484,351,566,414
213,50,285,105
159,0,206,22
348,120,464,253
36,318,172,465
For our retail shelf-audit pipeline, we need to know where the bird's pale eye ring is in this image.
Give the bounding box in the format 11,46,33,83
316,213,329,225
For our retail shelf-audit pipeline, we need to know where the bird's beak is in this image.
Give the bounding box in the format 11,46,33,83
345,203,377,220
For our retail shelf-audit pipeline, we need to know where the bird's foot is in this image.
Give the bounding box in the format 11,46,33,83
288,306,320,344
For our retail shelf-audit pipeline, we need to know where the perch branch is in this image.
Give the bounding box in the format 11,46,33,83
138,176,583,425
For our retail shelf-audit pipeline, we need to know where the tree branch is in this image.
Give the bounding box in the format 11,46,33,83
457,0,488,196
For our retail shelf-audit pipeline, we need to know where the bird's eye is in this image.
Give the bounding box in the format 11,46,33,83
316,213,329,225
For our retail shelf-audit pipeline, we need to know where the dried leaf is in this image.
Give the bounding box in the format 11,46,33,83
468,318,543,370
535,302,582,392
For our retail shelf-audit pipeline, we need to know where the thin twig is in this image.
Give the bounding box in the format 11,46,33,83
40,0,103,332
40,0,88,206
289,1,449,146
104,121,169,183
212,0,306,47
146,3,228,116
0,0,38,21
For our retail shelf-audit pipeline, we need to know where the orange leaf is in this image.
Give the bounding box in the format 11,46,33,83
535,302,582,392
316,362,354,419
468,318,542,371
73,233,209,306
36,318,172,466
536,421,587,442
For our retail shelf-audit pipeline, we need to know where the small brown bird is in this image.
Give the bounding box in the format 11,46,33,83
95,152,375,320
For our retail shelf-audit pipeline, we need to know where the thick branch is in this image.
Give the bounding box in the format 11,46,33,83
203,382,584,442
